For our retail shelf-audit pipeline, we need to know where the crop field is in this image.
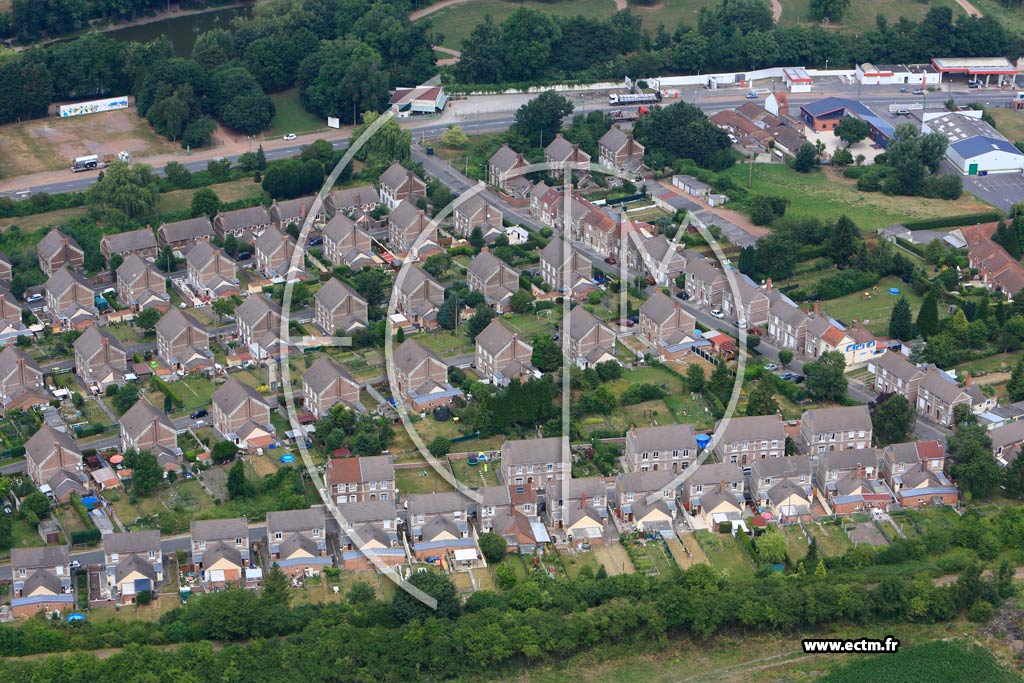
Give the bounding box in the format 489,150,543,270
0,108,178,178
818,641,1019,683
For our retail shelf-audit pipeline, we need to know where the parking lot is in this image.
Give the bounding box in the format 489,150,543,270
957,166,1024,211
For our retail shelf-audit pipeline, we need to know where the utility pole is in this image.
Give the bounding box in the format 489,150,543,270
748,152,754,188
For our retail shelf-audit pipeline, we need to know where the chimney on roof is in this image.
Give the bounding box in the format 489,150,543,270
813,300,820,315
965,372,972,387
765,277,773,290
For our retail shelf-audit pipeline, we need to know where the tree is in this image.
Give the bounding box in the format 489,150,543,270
466,308,496,339
468,226,485,249
123,449,162,496
21,491,50,519
870,393,916,445
422,253,451,279
745,378,779,416
347,581,376,604
211,440,239,464
889,296,914,341
261,563,291,610
112,383,139,415
916,288,940,338
793,142,819,173
834,116,870,147
632,100,733,171
804,350,847,401
832,148,854,166
827,215,861,269
262,158,326,200
756,528,788,564
441,125,470,148
1003,453,1024,500
164,161,192,188
85,161,160,219
136,308,162,333
509,289,533,314
255,144,267,170
778,349,793,367
478,532,508,563
427,437,451,459
509,90,574,149
686,363,706,393
212,297,237,321
227,460,251,499
1007,357,1024,402
391,570,460,622
349,111,411,170
949,422,1001,499
437,297,459,331
532,334,562,373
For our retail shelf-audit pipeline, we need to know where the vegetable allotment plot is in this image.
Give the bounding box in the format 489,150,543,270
817,641,1019,683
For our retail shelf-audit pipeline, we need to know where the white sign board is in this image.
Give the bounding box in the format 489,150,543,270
327,116,341,129
59,96,129,118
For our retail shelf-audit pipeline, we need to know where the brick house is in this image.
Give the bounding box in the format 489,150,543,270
598,126,645,174
638,292,695,348
116,254,169,312
157,216,215,251
266,509,330,578
393,265,444,329
38,229,85,277
326,454,395,505
185,241,239,301
190,518,249,588
214,205,272,242
814,448,894,515
714,414,786,465
378,162,426,210
103,532,163,604
466,250,519,312
881,440,958,508
800,406,872,454
501,436,569,488
100,228,159,262
303,355,362,418
453,195,503,238
474,319,536,386
393,340,463,411
156,307,213,374
322,214,376,270
211,379,275,451
73,326,129,388
10,546,73,618
313,278,367,334
624,424,698,473
488,144,530,197
565,306,617,368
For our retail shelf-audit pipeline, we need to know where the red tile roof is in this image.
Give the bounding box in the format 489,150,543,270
327,456,361,486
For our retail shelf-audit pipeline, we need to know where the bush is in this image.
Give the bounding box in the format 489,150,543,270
814,269,880,300
968,600,995,623
718,521,733,534
902,211,1003,231
70,528,102,546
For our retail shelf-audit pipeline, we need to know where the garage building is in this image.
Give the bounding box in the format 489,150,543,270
923,111,1024,175
931,57,1017,87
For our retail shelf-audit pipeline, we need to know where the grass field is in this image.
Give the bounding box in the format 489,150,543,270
266,89,328,138
819,641,1019,683
802,275,926,334
954,351,1023,376
395,465,455,494
157,177,265,214
694,530,753,577
721,165,994,232
0,108,178,178
807,522,853,557
420,0,618,49
989,107,1024,147
778,0,966,31
781,524,810,562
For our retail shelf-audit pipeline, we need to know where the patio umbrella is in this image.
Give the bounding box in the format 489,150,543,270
109,454,124,465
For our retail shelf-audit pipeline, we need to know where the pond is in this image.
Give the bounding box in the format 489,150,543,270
105,5,251,56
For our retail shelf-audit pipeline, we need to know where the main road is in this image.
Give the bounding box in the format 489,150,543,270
1,82,1017,199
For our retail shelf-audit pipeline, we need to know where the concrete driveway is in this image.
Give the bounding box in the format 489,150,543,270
956,164,1024,211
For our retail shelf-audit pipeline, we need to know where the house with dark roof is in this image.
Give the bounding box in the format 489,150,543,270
336,499,404,570
544,134,591,171
120,401,181,473
255,226,305,282
915,366,989,427
452,195,503,238
214,205,272,243
544,476,608,545
393,265,444,329
303,355,362,418
529,181,562,226
157,216,215,251
236,295,282,347
871,352,924,404
116,254,169,312
185,241,239,301
814,448,894,516
269,196,323,229
73,326,129,388
488,144,530,198
684,256,727,308
406,492,475,560
539,238,594,299
38,229,84,277
387,200,441,256
322,214,376,270
598,126,645,174
475,319,537,386
325,184,381,217
624,424,698,473
466,249,519,312
189,518,249,588
565,306,617,369
800,406,872,454
749,455,812,519
990,420,1024,467
156,308,213,374
393,340,463,411
614,469,677,531
212,379,275,451
639,292,695,349
314,278,367,334
326,454,395,505
0,283,22,326
11,546,73,618
100,228,159,262
501,436,569,488
378,162,426,210
626,233,687,286
103,531,163,603
0,346,46,414
25,424,84,501
881,440,957,507
960,222,1024,300
266,509,330,578
475,484,545,554
721,274,769,326
45,266,98,330
714,414,786,465
766,290,807,351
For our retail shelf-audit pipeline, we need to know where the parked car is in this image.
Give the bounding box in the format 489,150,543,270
968,81,981,89
69,560,81,570
746,91,759,99
912,89,925,95
676,291,690,300
604,256,617,265
25,293,43,303
780,372,805,383
235,251,252,261
308,236,324,246
711,309,725,319
764,363,780,371
191,409,208,419
283,133,297,141
620,318,635,328
899,87,909,93
895,109,911,116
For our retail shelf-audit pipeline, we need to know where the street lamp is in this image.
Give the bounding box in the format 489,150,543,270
825,59,829,71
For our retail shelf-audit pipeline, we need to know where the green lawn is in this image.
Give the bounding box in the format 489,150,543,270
450,457,501,488
694,530,753,577
720,165,994,232
395,466,455,495
157,178,265,214
807,522,853,557
266,89,328,137
798,275,926,335
164,376,217,415
953,351,1022,377
781,524,810,562
778,0,965,31
989,108,1024,147
413,329,475,356
559,549,603,580
420,0,618,49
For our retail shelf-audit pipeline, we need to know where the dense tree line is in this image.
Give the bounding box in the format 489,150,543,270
2,1,227,42
455,2,1021,85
